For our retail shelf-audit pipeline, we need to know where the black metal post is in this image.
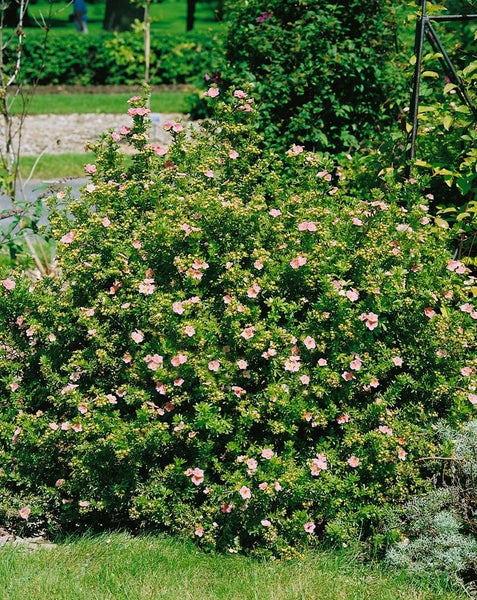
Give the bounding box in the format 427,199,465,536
406,1,477,173
408,0,428,164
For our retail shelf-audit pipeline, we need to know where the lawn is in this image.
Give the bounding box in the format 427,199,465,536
0,533,467,600
9,91,190,115
27,0,225,36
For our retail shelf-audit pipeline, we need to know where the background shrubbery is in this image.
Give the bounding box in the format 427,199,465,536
0,93,476,557
3,31,223,85
208,0,404,152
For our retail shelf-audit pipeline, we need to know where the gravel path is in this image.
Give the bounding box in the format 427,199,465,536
14,112,190,156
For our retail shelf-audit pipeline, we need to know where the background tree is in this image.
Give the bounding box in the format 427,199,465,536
103,0,143,31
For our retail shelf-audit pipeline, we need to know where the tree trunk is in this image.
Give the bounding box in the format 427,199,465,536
186,0,196,31
3,1,31,27
103,0,143,32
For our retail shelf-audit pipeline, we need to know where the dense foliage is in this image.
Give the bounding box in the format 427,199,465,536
3,31,223,85
215,0,401,152
0,92,476,556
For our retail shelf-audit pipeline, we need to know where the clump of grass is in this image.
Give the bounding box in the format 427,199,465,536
0,533,467,600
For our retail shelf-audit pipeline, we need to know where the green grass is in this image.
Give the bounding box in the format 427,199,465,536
17,153,95,180
9,91,190,115
0,533,466,600
26,0,224,36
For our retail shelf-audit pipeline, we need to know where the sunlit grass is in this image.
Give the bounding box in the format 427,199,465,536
0,533,466,600
26,0,225,37
17,153,95,180
9,91,190,116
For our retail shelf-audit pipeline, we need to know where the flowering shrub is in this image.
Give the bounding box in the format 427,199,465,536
0,90,476,556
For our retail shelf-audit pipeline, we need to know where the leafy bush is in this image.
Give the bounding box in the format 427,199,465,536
4,31,223,85
0,90,476,556
206,0,402,152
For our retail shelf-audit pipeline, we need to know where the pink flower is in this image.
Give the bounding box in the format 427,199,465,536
19,507,31,520
85,163,97,175
461,366,473,377
298,221,317,232
156,382,167,395
101,217,111,227
468,393,477,405
246,458,258,471
398,447,407,461
290,256,307,269
10,382,19,392
174,378,184,387
49,422,59,431
447,259,467,274
259,482,268,490
287,144,304,156
72,423,83,432
300,374,310,385
206,87,220,98
78,403,88,415
346,289,359,302
184,325,195,337
424,307,436,318
2,278,15,290
359,312,379,330
79,500,90,507
337,413,350,424
369,377,380,388
191,468,204,486
268,208,282,218
304,521,316,534
240,326,256,340
194,525,204,537
247,283,261,298
208,360,220,372
221,502,233,513
145,354,163,371
172,301,184,314
60,230,75,244
138,278,155,295
172,122,183,133
233,89,247,98
229,149,239,159
171,353,188,367
256,11,272,22
352,217,363,226
341,371,355,382
239,486,251,499
303,336,316,350
231,386,246,397
204,169,214,178
392,356,403,367
317,358,328,367
349,355,362,371
284,356,301,372
310,453,327,476
131,330,144,343
261,519,272,527
348,456,360,468
378,425,393,435
253,259,264,270
261,448,274,460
